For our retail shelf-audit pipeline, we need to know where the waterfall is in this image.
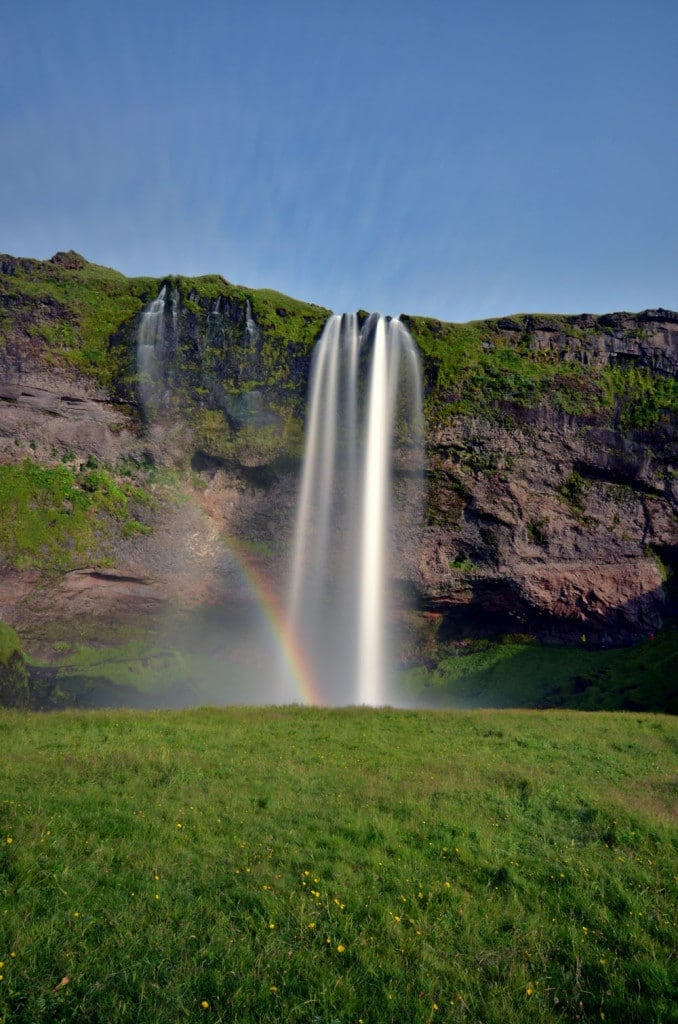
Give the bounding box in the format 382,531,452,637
136,285,167,417
170,285,180,336
245,299,259,346
287,313,424,706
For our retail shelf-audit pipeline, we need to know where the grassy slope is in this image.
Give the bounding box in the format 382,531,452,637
403,629,678,714
0,460,152,572
0,708,675,1024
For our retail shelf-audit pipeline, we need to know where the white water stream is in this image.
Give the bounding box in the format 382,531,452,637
288,313,423,705
137,285,167,417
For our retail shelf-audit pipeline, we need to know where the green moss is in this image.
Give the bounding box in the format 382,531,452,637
0,255,160,386
450,554,476,574
526,519,548,546
0,621,29,708
2,254,675,436
249,287,330,359
404,315,614,422
79,468,129,519
178,275,329,383
558,470,587,512
175,273,231,301
120,519,153,539
602,365,678,429
192,407,304,466
403,310,678,429
0,620,22,662
0,459,153,571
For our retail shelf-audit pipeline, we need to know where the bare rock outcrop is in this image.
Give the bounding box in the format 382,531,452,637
419,409,675,641
0,365,138,466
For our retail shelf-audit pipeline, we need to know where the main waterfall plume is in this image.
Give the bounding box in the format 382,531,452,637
288,313,424,706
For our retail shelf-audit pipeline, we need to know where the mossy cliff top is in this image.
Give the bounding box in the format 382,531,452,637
1,251,676,431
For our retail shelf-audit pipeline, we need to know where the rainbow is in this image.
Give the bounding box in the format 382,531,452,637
225,536,323,706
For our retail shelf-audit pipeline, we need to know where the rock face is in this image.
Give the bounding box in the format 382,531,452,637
495,309,678,375
420,410,674,642
0,252,675,650
0,364,139,466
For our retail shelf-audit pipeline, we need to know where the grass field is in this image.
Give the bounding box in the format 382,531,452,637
0,707,675,1023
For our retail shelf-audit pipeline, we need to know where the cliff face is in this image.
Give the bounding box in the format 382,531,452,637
421,409,674,642
416,309,677,641
492,309,678,375
0,252,675,654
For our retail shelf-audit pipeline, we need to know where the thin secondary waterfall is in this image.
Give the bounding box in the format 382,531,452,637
170,285,180,336
137,285,167,417
245,299,259,346
287,313,424,706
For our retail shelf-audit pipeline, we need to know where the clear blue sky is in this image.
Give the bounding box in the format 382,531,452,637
1,0,676,322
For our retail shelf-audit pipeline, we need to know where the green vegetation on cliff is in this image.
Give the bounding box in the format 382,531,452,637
12,618,676,714
168,277,329,434
404,314,678,428
0,253,157,387
0,623,28,708
0,707,675,1024
178,275,329,368
0,459,151,571
2,253,675,430
192,406,304,467
0,255,329,399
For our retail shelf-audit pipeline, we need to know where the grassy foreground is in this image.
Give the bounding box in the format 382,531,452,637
0,708,675,1024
